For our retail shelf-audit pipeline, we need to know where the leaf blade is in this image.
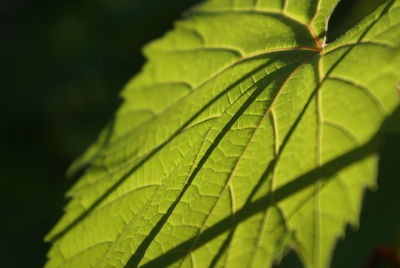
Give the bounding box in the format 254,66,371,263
45,1,400,268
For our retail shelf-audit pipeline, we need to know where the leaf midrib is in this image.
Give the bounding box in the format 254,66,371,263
71,47,319,195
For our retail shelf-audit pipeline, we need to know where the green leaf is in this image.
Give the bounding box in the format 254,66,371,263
327,0,388,41
45,0,400,267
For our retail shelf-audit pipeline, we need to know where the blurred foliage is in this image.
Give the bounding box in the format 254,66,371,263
1,0,399,267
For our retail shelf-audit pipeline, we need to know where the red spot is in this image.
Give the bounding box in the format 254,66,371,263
365,245,400,268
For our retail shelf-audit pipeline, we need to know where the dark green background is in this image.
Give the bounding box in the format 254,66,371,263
1,0,398,267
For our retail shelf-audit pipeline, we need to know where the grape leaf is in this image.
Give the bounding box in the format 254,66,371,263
45,0,400,267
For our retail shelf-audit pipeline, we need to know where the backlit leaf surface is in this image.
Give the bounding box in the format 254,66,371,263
46,0,400,267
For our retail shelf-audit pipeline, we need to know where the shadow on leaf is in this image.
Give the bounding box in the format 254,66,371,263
138,106,400,268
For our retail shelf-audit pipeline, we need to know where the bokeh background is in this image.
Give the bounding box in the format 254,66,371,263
1,0,399,267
